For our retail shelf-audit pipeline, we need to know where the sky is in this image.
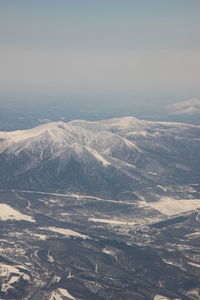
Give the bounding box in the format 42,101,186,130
0,0,200,107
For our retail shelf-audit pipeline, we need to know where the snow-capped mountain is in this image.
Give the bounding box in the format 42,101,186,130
165,98,200,125
167,98,200,116
0,116,200,200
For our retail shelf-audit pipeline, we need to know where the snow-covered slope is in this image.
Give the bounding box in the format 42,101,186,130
0,121,93,154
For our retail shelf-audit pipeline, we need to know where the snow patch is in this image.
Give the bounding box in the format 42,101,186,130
188,262,200,268
0,204,35,222
162,259,177,267
49,288,76,300
59,288,76,299
47,251,54,263
185,231,200,238
0,264,20,277
49,291,62,300
86,146,110,166
32,233,47,240
40,226,89,239
89,218,135,225
102,248,116,256
148,197,200,216
153,295,170,300
0,263,30,292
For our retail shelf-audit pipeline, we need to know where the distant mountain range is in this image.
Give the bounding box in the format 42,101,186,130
164,98,200,124
167,98,200,116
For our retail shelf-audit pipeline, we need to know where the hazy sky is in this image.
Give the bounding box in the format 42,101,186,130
0,0,200,104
